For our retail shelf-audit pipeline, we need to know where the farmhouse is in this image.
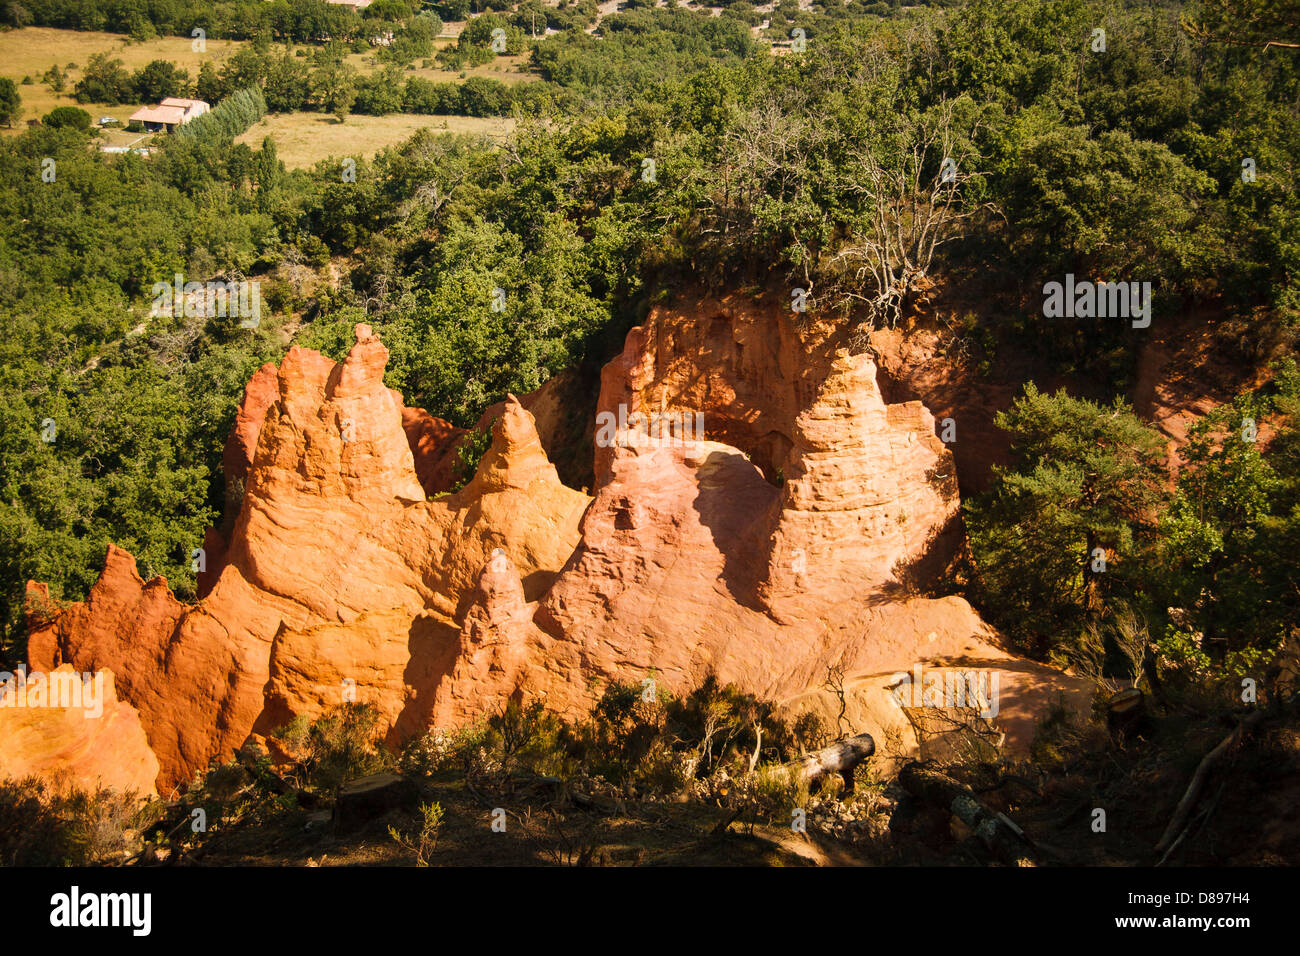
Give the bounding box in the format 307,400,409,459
128,97,210,133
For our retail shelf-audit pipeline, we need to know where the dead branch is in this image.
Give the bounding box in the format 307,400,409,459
1154,709,1266,854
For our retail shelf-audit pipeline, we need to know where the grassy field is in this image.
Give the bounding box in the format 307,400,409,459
0,27,244,130
235,111,516,169
0,27,533,139
0,26,244,78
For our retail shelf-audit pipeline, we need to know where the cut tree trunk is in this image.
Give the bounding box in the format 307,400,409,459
332,772,419,835
1107,688,1146,738
898,762,1036,866
787,732,875,793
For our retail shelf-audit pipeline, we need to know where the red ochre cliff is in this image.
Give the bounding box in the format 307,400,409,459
23,299,1088,793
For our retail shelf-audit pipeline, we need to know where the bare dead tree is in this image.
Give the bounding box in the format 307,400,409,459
823,662,849,738
714,93,815,263
697,698,728,773
282,244,309,297
830,99,997,329
901,699,1006,766
1055,604,1150,696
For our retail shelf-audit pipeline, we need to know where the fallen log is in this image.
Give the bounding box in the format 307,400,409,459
787,733,875,793
1154,708,1266,854
898,762,1036,866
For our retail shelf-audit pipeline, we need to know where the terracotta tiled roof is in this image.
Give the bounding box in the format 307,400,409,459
129,105,187,125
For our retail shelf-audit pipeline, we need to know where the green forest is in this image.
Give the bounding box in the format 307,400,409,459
0,0,1297,705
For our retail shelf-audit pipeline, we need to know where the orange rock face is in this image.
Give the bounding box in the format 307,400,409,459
401,406,465,497
0,664,159,797
27,304,1088,793
531,296,1083,741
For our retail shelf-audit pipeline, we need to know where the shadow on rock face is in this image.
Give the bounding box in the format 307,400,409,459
690,448,781,613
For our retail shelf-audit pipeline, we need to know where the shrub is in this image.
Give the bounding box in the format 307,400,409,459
43,106,92,131
451,422,493,490
399,723,489,776
0,776,152,865
388,800,444,865
485,698,573,778
665,675,799,773
273,703,394,793
749,764,809,816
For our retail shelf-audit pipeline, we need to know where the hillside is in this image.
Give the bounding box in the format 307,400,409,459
0,0,1297,883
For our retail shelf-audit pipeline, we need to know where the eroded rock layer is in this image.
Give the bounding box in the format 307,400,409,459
26,302,1087,793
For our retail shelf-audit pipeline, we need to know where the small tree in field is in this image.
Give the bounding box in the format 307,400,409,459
312,56,357,123
0,78,22,128
44,106,92,131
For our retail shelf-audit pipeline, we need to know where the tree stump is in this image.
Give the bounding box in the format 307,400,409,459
1106,688,1146,738
332,773,419,835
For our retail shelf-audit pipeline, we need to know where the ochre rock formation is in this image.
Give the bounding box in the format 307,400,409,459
0,663,159,797
28,324,588,791
26,302,1089,793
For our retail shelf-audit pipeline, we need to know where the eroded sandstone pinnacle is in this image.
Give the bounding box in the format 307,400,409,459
24,300,1088,793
